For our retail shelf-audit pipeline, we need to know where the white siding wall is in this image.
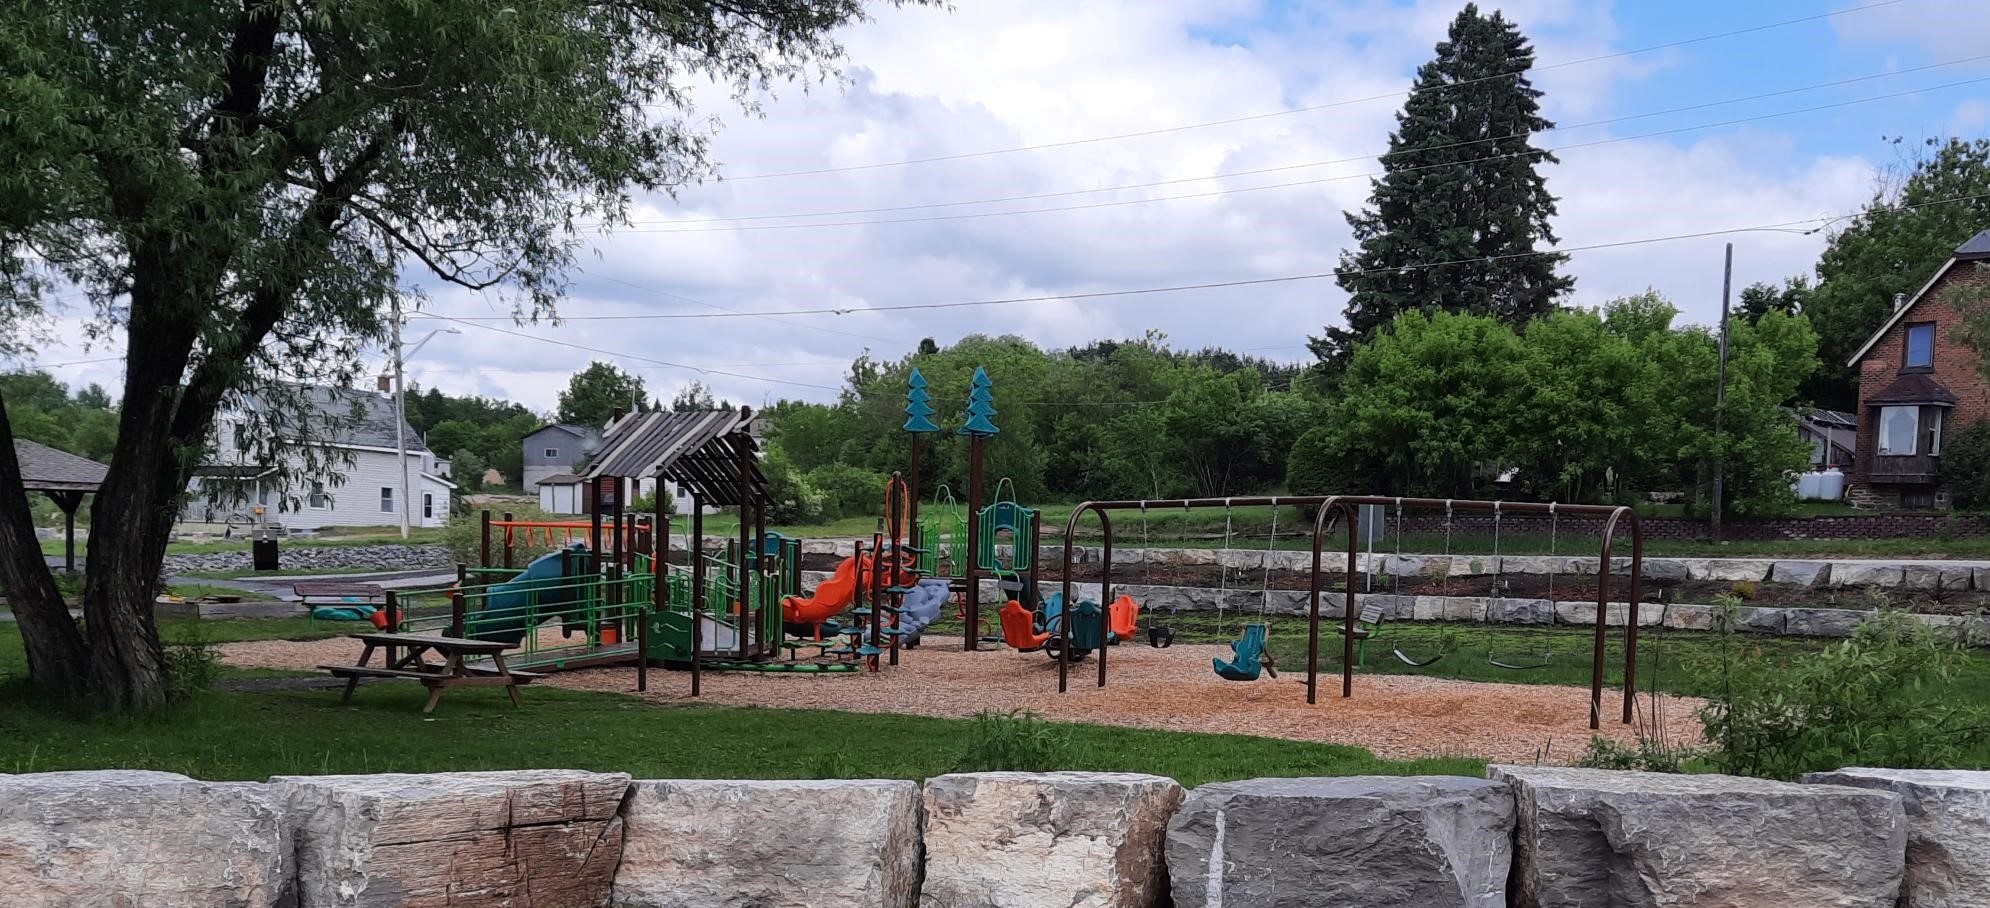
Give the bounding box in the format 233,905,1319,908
539,482,583,515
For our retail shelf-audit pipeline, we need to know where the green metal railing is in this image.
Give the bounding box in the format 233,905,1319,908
394,572,650,670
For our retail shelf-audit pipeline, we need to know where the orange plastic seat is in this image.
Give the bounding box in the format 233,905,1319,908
999,600,1051,652
1108,594,1139,640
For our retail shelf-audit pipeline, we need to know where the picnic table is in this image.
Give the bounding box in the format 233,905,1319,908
319,632,542,714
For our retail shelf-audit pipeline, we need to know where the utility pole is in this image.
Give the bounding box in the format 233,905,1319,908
1711,243,1732,544
391,296,411,540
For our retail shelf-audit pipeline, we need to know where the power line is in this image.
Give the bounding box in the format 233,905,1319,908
722,0,1915,180
622,54,1990,227
428,314,845,393
432,191,1990,323
610,75,1990,234
581,271,911,346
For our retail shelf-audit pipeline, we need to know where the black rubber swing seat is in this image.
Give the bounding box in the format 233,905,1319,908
1487,654,1551,670
1392,649,1443,668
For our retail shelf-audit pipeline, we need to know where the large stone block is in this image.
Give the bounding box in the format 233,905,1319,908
1772,560,1833,588
0,770,292,908
1414,595,1486,623
1783,607,1868,638
1804,768,1990,908
274,769,629,908
1553,601,1661,627
1660,604,1717,631
1486,597,1555,625
1166,776,1512,908
613,779,918,908
1694,559,1773,582
1641,559,1693,583
1492,765,1904,908
920,771,1182,908
1356,593,1416,620
1835,563,1905,588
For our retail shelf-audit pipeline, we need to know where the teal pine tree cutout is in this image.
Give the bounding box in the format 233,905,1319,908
903,367,939,433
957,366,999,436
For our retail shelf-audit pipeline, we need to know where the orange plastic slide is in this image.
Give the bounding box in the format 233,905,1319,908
783,553,919,626
783,556,861,625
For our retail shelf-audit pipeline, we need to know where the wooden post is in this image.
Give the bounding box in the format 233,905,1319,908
480,509,491,568
612,477,627,570
501,511,515,569
964,433,985,651
887,476,903,667
589,476,605,575
690,493,704,697
384,591,401,668
451,563,468,636
736,431,754,661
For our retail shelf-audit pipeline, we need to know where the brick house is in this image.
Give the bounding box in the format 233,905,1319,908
1846,229,1990,509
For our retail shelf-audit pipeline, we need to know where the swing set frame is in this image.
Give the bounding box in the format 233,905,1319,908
1056,495,1644,731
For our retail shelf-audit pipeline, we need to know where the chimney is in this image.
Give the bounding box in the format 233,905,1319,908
1894,292,1908,312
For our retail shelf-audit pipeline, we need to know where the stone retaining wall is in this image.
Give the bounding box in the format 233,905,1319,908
7,766,1984,907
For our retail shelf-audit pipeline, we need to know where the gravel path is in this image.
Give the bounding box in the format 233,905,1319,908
220,637,1701,764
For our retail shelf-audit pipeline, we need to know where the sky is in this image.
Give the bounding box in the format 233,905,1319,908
16,0,1990,415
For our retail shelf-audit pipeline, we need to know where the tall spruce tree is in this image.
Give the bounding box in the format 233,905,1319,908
1312,4,1571,368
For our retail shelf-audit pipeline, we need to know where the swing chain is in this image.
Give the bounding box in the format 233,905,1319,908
1259,499,1279,617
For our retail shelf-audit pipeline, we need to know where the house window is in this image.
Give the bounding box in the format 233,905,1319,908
423,493,435,519
380,487,394,513
1879,406,1919,456
1905,323,1935,369
1928,408,1945,457
545,447,560,459
308,481,331,510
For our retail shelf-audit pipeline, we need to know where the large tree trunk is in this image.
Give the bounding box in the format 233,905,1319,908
0,396,91,701
75,271,207,711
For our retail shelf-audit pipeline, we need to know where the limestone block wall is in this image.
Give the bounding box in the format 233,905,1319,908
6,766,1986,907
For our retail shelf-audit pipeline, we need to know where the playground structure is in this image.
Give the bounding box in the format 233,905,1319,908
378,407,882,692
1056,496,1645,730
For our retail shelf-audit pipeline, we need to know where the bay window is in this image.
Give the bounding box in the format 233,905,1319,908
1879,406,1919,455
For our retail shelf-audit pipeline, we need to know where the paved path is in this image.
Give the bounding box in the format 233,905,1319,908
5,560,457,622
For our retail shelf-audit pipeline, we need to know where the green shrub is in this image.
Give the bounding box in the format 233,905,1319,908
952,710,1079,773
761,449,825,524
163,626,222,703
1692,601,1990,780
1573,735,1699,773
1286,426,1365,496
1939,419,1990,510
804,464,888,521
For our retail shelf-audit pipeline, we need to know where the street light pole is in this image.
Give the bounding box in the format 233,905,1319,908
391,297,411,540
388,301,458,540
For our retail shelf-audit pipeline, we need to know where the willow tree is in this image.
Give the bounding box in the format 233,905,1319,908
0,0,926,710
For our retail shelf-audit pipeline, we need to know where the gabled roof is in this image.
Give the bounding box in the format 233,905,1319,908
1846,228,1990,367
235,384,430,454
582,408,768,507
13,440,107,493
536,472,586,485
522,422,591,441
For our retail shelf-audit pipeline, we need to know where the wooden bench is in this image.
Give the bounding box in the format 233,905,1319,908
322,632,538,713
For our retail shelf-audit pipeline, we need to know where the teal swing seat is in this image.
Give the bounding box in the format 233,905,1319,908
1212,623,1269,682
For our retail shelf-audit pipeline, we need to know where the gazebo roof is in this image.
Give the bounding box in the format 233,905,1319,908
13,440,107,493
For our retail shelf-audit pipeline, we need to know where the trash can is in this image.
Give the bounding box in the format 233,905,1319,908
251,527,280,572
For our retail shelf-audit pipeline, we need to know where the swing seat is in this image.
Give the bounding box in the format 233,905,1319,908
999,600,1051,652
1107,594,1139,642
1213,624,1268,682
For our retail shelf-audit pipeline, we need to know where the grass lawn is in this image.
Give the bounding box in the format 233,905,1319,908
0,621,1480,785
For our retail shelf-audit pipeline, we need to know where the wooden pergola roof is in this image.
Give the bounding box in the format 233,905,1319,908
582,408,769,507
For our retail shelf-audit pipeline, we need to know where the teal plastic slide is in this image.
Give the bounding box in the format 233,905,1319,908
470,543,587,646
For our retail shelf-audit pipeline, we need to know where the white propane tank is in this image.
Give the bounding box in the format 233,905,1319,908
1796,471,1822,500
1818,467,1846,500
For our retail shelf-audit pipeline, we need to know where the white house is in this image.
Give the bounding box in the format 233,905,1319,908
182,384,457,531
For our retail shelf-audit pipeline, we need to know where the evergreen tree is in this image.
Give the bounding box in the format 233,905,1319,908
1312,3,1571,368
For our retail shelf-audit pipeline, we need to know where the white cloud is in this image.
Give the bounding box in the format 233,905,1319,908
17,1,1918,414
